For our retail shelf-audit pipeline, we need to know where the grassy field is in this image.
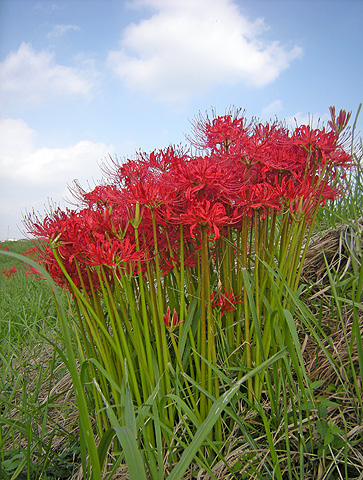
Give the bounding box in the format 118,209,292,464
1,128,363,478
1,216,363,479
0,240,79,479
0,240,60,350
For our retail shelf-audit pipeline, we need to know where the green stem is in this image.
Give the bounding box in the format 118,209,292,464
134,227,155,391
199,227,208,421
240,217,253,401
170,331,202,423
150,209,173,425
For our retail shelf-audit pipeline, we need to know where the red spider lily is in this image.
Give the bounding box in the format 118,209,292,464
291,125,339,170
115,148,183,188
184,249,199,268
327,146,352,170
328,106,351,135
23,108,352,297
276,174,338,221
0,244,9,251
24,209,103,291
3,266,17,277
233,182,282,221
180,198,230,239
117,159,148,187
206,114,247,150
140,147,183,175
211,288,241,317
84,236,143,273
160,252,180,276
190,111,250,151
249,123,306,177
25,264,44,279
82,184,121,208
163,306,182,330
22,246,45,280
124,180,176,211
23,246,40,257
116,151,179,212
171,154,238,202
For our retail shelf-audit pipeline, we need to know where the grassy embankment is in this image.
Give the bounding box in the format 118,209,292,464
1,119,363,479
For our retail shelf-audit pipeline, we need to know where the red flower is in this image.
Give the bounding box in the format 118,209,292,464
85,236,143,274
3,266,17,277
0,244,9,251
180,198,230,239
81,184,121,208
163,306,182,331
174,156,214,200
124,180,175,210
291,125,343,173
211,288,241,317
160,252,180,276
275,173,335,221
233,182,282,221
23,107,352,298
190,111,250,152
329,106,351,135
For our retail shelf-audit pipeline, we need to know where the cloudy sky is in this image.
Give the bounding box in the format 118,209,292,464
1,0,362,240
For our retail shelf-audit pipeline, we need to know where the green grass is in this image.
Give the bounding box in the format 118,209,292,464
0,240,80,480
1,228,363,479
0,240,61,354
1,115,363,479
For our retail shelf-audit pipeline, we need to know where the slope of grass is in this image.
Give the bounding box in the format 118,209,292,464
1,223,363,479
0,240,61,353
0,240,80,480
1,116,362,478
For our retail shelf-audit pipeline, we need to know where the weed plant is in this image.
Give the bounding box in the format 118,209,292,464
0,240,61,353
0,241,79,479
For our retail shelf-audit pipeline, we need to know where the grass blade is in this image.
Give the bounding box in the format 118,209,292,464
0,250,101,479
167,348,287,480
93,379,148,480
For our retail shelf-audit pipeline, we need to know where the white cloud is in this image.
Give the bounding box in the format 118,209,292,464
0,43,94,109
34,2,64,13
0,118,115,239
287,112,330,129
0,118,37,161
262,100,283,118
107,0,302,102
47,24,81,39
0,118,112,187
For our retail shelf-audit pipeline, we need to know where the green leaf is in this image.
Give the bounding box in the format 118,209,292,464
324,431,335,446
97,428,115,469
167,348,287,480
317,419,328,434
114,426,148,480
309,380,326,390
93,379,148,480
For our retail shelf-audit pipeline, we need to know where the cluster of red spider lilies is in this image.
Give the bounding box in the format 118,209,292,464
23,107,351,432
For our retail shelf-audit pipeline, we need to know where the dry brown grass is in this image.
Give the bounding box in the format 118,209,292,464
301,220,363,425
2,340,79,451
302,218,363,291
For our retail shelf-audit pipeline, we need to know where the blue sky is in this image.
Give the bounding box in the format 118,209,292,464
1,0,362,240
